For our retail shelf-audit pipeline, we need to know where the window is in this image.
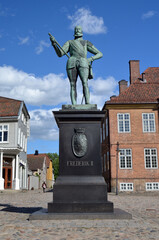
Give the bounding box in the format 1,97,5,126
0,125,9,142
117,113,130,133
142,113,155,132
119,149,132,169
120,183,133,191
145,148,158,169
146,182,159,191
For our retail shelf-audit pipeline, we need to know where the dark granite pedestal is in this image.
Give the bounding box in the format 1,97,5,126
48,105,113,213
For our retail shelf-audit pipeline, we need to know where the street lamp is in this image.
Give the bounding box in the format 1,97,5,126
116,142,120,195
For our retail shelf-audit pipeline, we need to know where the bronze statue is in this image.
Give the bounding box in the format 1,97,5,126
49,26,103,105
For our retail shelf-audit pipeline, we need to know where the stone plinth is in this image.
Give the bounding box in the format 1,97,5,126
48,106,113,213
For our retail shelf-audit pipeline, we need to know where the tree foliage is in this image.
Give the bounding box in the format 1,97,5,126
47,153,59,181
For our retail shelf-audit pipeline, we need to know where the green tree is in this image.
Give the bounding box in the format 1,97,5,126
47,153,59,181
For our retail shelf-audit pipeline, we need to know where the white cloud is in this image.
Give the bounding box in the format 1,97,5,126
68,8,107,34
0,65,118,109
0,65,70,106
18,36,30,45
142,10,156,20
0,65,118,140
29,108,59,141
89,76,118,108
35,40,50,54
28,76,117,140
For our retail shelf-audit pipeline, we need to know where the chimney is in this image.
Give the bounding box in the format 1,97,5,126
34,150,39,155
118,80,128,94
110,95,116,100
142,73,146,82
129,60,140,84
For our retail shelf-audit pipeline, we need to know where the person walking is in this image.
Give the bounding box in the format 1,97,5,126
42,181,47,193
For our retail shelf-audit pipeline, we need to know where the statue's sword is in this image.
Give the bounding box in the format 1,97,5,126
48,33,70,58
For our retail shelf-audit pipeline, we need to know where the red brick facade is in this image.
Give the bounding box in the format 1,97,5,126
102,61,159,192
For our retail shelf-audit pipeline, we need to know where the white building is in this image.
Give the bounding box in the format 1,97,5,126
0,96,30,190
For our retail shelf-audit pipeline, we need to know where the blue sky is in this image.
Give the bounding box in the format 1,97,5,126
0,0,159,154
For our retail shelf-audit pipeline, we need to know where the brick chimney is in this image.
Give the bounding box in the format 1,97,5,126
34,150,39,155
118,80,128,94
129,60,140,84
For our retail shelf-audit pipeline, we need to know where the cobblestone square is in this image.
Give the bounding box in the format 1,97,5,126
0,190,158,240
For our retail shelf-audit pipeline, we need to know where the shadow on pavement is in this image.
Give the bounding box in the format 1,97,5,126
0,204,41,214
46,188,53,193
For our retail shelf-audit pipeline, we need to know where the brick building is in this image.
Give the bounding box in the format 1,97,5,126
102,60,159,192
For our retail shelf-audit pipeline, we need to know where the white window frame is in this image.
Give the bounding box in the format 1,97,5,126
0,124,9,143
25,137,27,152
21,113,24,122
146,182,159,191
144,148,158,169
142,113,156,133
119,149,132,169
120,183,133,191
117,113,130,133
23,134,25,150
21,132,23,148
18,128,21,145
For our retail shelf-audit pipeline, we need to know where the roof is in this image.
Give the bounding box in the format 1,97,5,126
27,154,51,171
0,96,22,117
106,67,159,105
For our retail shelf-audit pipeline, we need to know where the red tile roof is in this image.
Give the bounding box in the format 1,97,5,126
107,67,159,104
0,96,22,117
27,154,51,171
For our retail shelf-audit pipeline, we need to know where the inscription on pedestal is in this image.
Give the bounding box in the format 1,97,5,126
67,161,93,167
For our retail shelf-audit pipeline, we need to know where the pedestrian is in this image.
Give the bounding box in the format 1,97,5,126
42,181,46,193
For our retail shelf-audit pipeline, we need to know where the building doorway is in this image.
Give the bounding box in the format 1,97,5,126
3,157,12,189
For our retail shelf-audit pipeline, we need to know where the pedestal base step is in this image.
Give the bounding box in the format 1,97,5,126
29,208,132,220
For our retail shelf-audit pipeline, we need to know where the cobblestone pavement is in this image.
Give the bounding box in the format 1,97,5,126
0,189,158,240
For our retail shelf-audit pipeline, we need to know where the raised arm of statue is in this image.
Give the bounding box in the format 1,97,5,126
50,34,70,58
